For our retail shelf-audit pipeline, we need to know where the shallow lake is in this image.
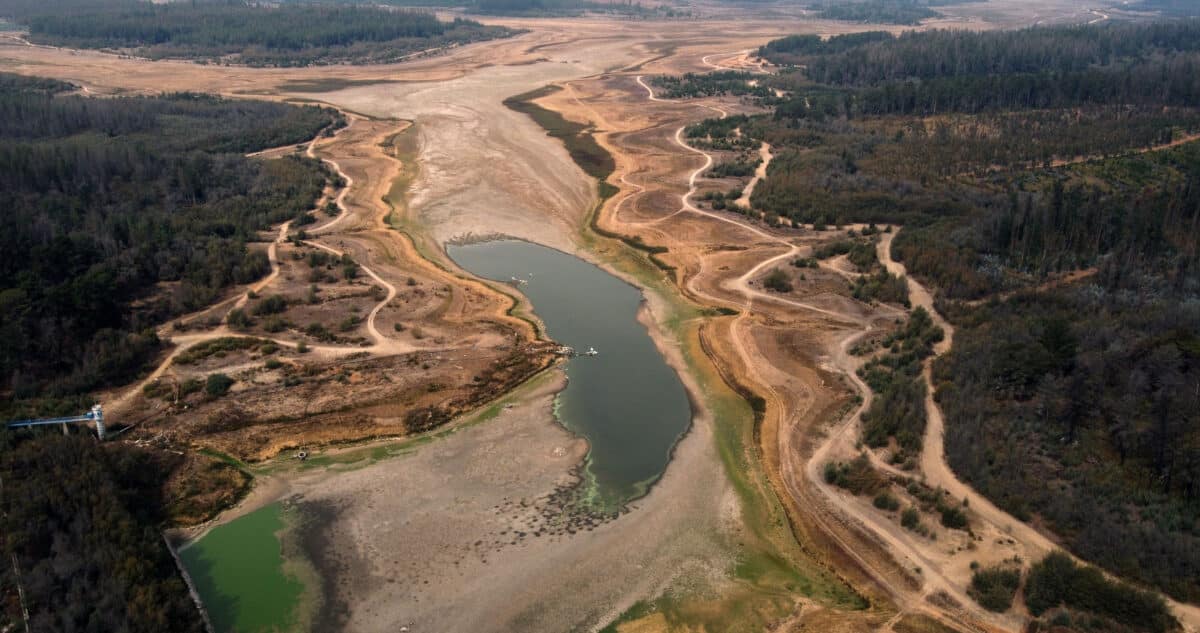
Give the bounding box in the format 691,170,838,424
449,239,692,506
180,503,305,633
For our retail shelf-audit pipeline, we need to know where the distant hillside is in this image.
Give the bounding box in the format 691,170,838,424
0,0,518,66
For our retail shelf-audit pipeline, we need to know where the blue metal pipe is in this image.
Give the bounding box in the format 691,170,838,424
7,416,93,428
6,405,105,439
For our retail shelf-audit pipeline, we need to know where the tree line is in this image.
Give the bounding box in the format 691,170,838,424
803,0,948,25
929,147,1200,602
764,21,1200,86
0,0,516,65
650,71,771,99
857,307,941,460
758,31,893,63
1126,0,1200,17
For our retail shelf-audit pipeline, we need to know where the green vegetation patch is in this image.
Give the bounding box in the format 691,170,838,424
503,85,615,182
857,307,942,454
763,268,792,293
824,454,887,496
650,71,771,99
968,564,1020,613
174,337,272,366
1025,552,1175,633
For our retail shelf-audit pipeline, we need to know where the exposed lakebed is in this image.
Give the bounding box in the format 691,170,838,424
449,239,692,505
182,240,692,632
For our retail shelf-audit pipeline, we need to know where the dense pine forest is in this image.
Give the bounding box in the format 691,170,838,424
0,0,515,65
925,145,1200,608
804,0,957,25
0,73,340,416
674,20,1200,629
0,431,207,631
650,71,773,99
0,70,330,632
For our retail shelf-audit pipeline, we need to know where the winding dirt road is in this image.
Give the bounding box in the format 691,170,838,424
734,141,773,209
638,77,867,323
634,71,1004,631
105,117,425,420
626,55,1200,632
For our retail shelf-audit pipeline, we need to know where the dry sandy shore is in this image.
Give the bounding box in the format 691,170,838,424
286,369,736,632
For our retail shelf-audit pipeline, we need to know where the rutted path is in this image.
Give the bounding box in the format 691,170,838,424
300,238,403,352
107,117,423,419
636,75,860,322
308,117,359,234
803,231,1017,632
701,49,770,74
734,141,772,209
635,69,995,631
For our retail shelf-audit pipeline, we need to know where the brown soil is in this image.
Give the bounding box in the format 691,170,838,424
101,112,553,464
548,62,955,630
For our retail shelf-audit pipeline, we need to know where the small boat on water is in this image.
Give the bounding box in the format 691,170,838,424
556,345,597,357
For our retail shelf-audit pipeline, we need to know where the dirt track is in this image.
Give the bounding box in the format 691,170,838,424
597,73,1005,632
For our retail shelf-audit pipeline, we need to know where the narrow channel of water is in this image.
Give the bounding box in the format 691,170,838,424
448,239,692,506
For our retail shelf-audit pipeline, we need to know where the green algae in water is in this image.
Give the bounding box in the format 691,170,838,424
448,239,692,508
181,503,305,633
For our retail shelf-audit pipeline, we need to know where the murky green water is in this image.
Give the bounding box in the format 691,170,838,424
180,503,305,633
449,239,692,506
